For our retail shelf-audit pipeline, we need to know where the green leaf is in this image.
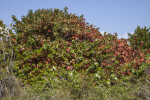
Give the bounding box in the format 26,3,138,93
94,62,99,66
39,63,42,66
110,74,115,77
70,49,74,53
53,66,57,70
131,69,135,73
48,54,53,59
94,73,101,79
43,44,47,49
106,79,111,85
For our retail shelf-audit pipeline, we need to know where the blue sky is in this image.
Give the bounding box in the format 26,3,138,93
0,0,150,38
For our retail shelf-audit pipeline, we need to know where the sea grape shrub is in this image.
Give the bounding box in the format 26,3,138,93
12,7,101,69
14,33,147,86
12,7,101,85
12,8,148,86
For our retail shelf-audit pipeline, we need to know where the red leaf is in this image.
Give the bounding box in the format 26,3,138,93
12,38,15,42
67,66,71,70
48,30,51,32
66,48,70,52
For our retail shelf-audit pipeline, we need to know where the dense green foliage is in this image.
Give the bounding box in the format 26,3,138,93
128,26,150,50
11,7,149,88
0,7,150,99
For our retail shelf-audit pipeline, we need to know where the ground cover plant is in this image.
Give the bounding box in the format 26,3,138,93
0,7,150,100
